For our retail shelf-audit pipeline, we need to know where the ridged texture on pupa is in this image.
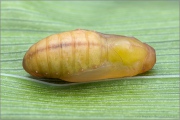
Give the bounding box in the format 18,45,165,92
23,29,156,82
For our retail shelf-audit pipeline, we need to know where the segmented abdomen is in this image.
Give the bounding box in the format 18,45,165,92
23,30,107,79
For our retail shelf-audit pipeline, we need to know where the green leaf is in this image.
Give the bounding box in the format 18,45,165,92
1,1,179,119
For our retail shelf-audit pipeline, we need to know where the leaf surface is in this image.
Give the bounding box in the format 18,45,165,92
1,1,179,119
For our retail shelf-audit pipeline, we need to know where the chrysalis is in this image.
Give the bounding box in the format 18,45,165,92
23,29,156,82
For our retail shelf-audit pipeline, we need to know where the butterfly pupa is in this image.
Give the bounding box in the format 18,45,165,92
23,29,156,82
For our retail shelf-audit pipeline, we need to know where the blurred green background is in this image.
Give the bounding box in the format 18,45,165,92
1,1,179,120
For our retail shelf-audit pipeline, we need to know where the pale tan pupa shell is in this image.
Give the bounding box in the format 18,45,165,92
23,29,156,82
